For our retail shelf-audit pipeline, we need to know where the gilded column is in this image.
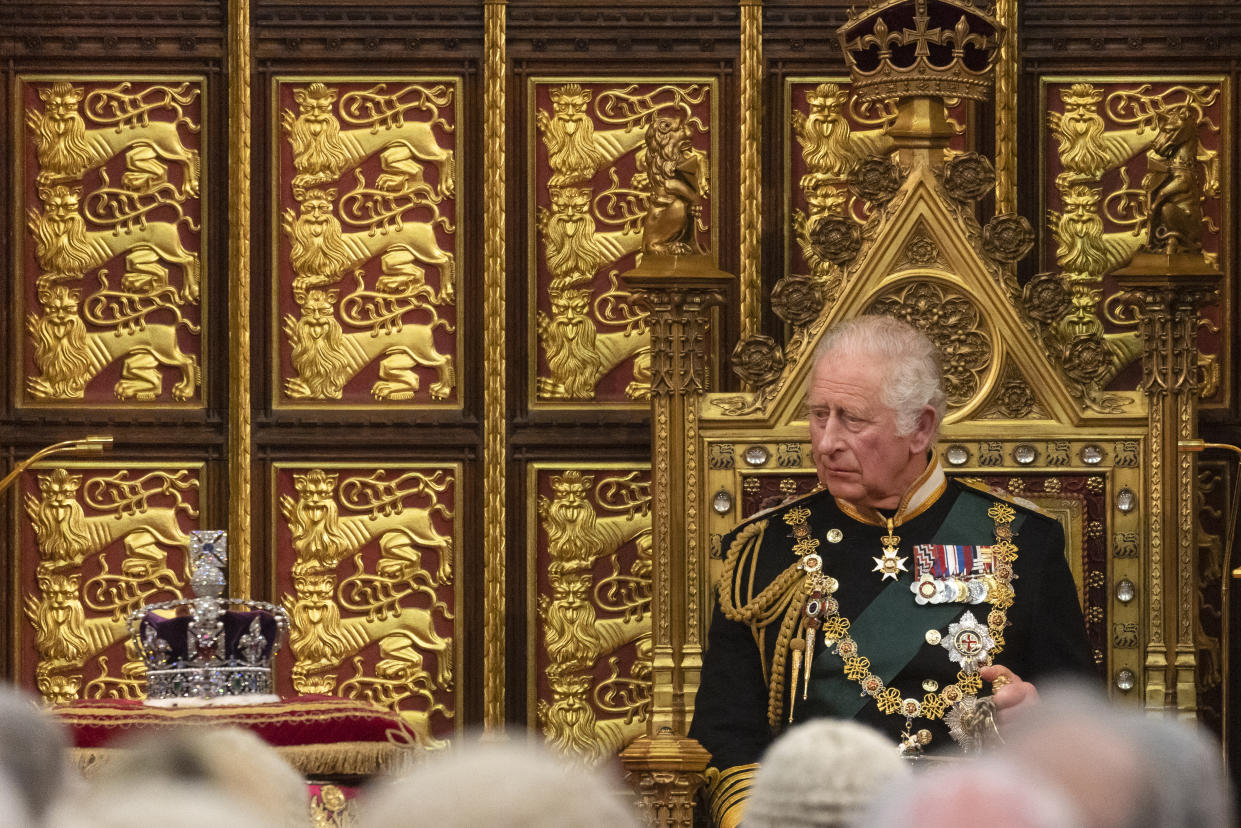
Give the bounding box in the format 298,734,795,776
1173,292,1207,719
483,0,508,730
619,255,729,826
739,0,763,339
228,0,252,595
1115,261,1218,716
993,0,1017,213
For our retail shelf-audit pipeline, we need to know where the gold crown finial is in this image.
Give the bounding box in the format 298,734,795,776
837,0,1001,104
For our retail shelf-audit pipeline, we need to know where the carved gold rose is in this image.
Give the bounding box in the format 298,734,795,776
771,274,823,328
1022,272,1071,325
730,335,784,388
808,216,862,265
848,155,902,205
982,214,1035,263
1062,334,1112,384
904,235,940,266
995,380,1035,419
942,152,995,201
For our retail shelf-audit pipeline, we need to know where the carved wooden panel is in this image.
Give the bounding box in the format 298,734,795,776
18,462,205,704
17,76,206,408
274,462,459,747
528,464,651,760
528,78,716,408
272,77,461,410
1037,76,1231,409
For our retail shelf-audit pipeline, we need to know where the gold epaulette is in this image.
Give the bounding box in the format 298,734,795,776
703,763,758,828
954,477,1053,518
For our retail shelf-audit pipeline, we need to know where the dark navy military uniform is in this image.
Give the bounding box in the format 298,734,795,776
689,473,1094,827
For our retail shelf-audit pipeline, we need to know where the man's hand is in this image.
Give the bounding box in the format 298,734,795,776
980,664,1038,724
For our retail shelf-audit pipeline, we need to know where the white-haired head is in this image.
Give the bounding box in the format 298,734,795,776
813,315,946,440
359,736,641,828
745,719,910,828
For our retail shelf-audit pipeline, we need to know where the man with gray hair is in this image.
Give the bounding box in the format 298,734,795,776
689,315,1093,827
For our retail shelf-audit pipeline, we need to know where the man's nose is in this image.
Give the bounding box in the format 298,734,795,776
816,417,844,453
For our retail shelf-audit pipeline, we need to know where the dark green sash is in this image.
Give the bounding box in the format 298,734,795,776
801,491,1025,720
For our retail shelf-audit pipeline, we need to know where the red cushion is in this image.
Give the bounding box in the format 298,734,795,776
54,695,420,776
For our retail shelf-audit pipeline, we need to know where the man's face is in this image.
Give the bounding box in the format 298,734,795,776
808,349,935,510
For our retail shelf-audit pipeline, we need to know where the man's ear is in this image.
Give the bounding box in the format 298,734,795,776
908,405,938,454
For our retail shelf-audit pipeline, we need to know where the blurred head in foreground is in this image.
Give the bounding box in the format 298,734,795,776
744,718,910,828
360,737,640,828
0,684,72,824
54,726,308,828
1000,682,1234,828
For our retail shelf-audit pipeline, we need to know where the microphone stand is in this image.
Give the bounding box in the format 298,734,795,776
0,436,114,497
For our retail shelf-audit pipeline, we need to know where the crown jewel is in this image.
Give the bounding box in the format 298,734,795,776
129,531,290,706
838,0,1001,103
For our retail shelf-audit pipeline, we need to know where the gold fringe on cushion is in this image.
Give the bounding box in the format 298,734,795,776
72,740,418,778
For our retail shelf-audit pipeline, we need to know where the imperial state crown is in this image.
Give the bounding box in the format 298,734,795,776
129,531,290,707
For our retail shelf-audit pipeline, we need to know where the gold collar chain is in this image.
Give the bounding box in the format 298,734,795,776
783,502,1019,752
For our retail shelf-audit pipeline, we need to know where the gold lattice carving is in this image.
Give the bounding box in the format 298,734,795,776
282,467,455,749
866,282,991,409
536,469,653,762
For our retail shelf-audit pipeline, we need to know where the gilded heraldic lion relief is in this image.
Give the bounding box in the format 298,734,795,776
23,79,204,404
280,81,458,405
534,82,712,404
536,469,654,761
23,466,199,703
1043,80,1222,407
281,468,456,740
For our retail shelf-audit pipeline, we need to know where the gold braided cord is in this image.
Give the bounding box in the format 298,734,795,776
227,0,252,595
482,0,507,730
704,763,758,828
716,520,805,627
739,0,763,338
766,595,806,729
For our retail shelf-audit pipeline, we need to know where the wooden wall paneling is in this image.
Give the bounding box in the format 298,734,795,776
250,1,488,731
0,1,231,700
506,0,742,746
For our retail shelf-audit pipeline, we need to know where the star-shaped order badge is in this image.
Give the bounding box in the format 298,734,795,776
872,547,909,580
941,610,995,673
872,522,908,581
